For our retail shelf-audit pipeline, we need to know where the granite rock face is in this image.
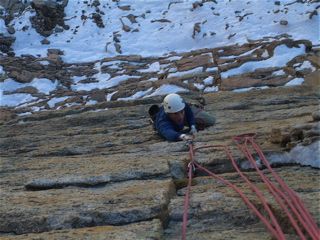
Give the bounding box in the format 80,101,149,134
0,80,319,239
0,2,319,238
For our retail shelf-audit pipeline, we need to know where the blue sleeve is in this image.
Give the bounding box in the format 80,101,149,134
155,108,182,142
157,121,181,142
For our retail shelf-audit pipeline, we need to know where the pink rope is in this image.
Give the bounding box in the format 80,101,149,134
180,133,319,240
194,117,206,129
233,134,319,239
181,141,283,239
181,141,194,240
233,135,306,239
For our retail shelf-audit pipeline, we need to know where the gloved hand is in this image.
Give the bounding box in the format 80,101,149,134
179,134,192,141
189,125,197,135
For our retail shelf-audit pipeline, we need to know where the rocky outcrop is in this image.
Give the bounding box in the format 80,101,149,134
1,1,318,122
0,41,318,119
0,34,16,53
1,0,68,38
0,81,319,239
29,0,69,37
1,1,319,238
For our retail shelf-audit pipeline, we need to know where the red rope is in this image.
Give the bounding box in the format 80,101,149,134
193,108,203,116
180,141,194,240
233,135,306,239
233,134,319,239
194,116,206,129
181,143,285,240
180,133,319,240
193,108,206,129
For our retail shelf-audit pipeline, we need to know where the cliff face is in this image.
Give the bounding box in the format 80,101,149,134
0,1,319,239
1,79,319,239
1,0,319,117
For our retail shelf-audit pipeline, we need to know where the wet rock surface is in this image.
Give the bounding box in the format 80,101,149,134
0,80,319,239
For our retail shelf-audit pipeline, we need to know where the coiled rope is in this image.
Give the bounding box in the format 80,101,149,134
180,133,319,240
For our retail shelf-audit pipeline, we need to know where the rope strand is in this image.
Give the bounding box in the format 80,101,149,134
180,133,319,240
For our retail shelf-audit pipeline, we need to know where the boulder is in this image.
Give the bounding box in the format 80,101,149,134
0,34,16,52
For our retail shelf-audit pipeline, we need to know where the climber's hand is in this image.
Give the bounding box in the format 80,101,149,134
189,125,197,135
179,134,192,141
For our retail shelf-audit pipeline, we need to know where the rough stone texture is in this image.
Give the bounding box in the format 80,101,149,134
1,179,174,234
165,166,319,239
0,34,16,53
0,81,319,239
0,42,318,118
1,1,319,238
1,219,164,240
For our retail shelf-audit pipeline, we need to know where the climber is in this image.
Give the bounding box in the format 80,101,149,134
148,93,215,142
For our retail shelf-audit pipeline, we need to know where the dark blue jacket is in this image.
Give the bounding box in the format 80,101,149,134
155,103,195,142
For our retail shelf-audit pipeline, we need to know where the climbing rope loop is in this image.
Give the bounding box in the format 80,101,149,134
180,133,319,240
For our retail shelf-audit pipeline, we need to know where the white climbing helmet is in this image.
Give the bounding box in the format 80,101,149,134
163,93,185,113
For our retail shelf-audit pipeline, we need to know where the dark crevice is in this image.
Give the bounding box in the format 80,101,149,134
24,173,171,191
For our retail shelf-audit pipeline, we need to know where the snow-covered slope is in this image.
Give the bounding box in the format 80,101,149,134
6,0,319,62
0,0,319,110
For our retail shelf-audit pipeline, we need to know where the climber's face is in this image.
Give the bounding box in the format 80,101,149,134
168,109,185,124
